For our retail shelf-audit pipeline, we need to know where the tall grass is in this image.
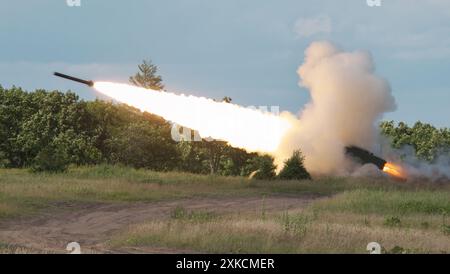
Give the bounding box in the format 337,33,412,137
0,165,448,220
110,208,450,254
312,189,450,215
1,165,449,253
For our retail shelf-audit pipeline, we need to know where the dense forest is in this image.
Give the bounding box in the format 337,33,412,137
0,61,448,177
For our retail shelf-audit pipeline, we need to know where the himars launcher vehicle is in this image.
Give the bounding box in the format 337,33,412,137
345,145,386,170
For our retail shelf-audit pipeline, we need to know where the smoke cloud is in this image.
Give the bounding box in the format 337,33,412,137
94,41,406,178
381,143,450,182
407,156,450,182
275,41,397,175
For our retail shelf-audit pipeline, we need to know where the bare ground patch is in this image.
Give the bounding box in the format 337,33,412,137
0,195,317,253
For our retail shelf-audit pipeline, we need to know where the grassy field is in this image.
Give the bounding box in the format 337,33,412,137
0,165,449,253
109,192,450,254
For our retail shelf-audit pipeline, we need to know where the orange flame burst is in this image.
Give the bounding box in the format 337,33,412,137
383,162,407,181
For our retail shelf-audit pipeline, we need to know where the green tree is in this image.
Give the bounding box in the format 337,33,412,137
0,89,101,170
220,148,256,176
380,120,450,162
0,86,35,167
111,121,180,170
198,140,229,174
278,150,311,180
14,90,100,169
129,59,164,90
246,154,277,180
176,141,207,174
31,143,70,173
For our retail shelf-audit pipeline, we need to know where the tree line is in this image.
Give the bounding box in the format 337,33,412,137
0,60,312,179
0,84,315,179
0,60,447,179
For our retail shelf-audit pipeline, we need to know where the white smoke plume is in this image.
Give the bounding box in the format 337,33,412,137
93,82,291,153
93,41,401,177
408,156,450,182
275,41,397,175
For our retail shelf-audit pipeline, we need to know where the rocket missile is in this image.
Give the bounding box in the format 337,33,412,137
53,72,94,87
345,145,386,170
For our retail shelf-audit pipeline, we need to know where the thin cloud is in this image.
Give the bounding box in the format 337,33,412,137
293,15,332,38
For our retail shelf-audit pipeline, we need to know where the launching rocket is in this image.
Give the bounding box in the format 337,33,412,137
53,72,94,87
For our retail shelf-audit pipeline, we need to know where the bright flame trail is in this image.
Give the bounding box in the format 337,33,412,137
383,162,407,181
94,82,292,152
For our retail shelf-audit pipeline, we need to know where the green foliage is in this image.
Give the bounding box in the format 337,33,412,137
278,150,311,180
177,138,265,176
111,121,180,170
0,88,100,170
380,120,450,162
0,85,271,174
198,140,229,174
31,144,69,173
129,60,164,90
176,141,208,174
0,86,38,167
246,154,277,180
0,151,9,168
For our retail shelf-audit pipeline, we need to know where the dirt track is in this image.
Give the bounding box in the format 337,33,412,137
0,195,317,253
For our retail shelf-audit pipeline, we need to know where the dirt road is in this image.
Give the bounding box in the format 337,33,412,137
0,195,317,253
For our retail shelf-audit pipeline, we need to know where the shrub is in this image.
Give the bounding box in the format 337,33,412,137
31,145,69,173
278,150,311,180
250,155,277,180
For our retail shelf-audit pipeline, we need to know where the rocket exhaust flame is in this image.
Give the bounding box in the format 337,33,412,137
383,162,407,181
52,72,292,152
93,82,292,153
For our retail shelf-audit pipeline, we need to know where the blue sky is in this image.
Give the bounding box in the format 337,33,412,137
1,0,449,127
